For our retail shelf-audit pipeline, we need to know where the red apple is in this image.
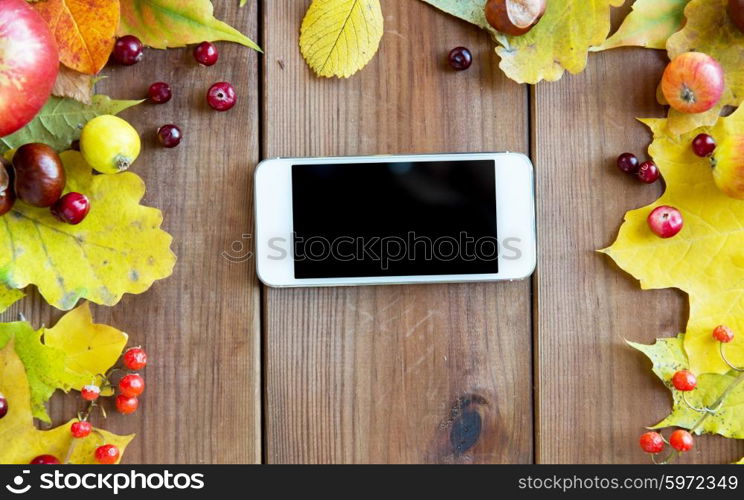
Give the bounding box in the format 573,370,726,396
661,52,724,114
647,206,684,239
0,0,58,138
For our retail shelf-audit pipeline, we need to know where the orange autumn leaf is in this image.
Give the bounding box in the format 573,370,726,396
33,0,120,75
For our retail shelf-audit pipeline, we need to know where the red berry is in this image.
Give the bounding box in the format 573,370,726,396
692,133,716,158
713,325,735,343
70,420,92,438
207,82,236,111
157,124,182,148
0,393,7,419
95,444,120,464
616,153,640,174
647,206,683,239
447,47,472,71
51,192,90,225
637,161,660,184
639,431,665,454
81,384,100,401
194,41,219,66
123,347,147,370
112,35,144,66
119,373,145,397
669,429,694,452
115,394,139,415
148,82,172,104
672,370,697,391
30,454,60,464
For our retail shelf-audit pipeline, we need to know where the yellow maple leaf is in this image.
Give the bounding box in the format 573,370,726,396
44,302,128,394
0,151,176,311
0,341,133,464
300,0,384,78
603,106,744,375
593,0,689,51
664,0,744,136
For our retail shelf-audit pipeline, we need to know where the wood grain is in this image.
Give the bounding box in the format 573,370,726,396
0,3,262,464
261,0,532,464
533,12,744,463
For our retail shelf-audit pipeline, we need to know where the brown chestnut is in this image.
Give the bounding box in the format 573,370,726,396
730,0,744,33
485,0,547,36
0,157,15,216
12,143,66,208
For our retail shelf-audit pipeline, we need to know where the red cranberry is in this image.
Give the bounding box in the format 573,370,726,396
692,133,716,157
637,161,660,184
207,82,236,111
448,47,472,71
194,41,219,66
30,455,60,464
112,35,144,66
616,153,640,174
648,205,683,238
148,82,172,104
51,193,90,225
157,125,182,148
0,394,7,419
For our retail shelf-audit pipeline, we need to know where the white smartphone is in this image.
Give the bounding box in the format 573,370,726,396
254,153,536,287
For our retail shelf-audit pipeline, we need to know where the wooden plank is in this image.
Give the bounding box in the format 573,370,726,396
262,0,532,463
534,11,744,463
0,2,262,463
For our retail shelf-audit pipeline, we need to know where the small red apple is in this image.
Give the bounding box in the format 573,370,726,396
0,0,59,138
661,52,724,114
647,206,684,239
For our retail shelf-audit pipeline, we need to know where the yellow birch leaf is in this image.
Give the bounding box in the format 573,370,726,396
300,0,384,79
664,0,744,136
603,106,744,375
44,302,128,391
0,151,176,311
0,341,133,464
593,0,689,51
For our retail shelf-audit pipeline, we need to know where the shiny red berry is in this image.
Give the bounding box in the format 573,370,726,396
51,192,90,225
207,82,236,111
713,325,735,343
672,370,697,391
194,41,219,66
119,374,145,398
148,82,172,104
157,125,182,148
81,384,100,401
692,133,716,157
669,429,694,452
447,47,472,71
637,161,660,184
30,455,60,464
115,394,139,415
95,444,120,464
0,393,7,420
617,153,640,174
639,431,665,454
71,420,92,438
112,35,144,66
123,347,148,370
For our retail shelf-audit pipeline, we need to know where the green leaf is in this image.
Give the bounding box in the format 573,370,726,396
631,335,744,439
239,0,246,6
593,0,690,51
0,151,176,311
0,96,142,154
300,0,384,78
0,285,24,314
119,0,261,51
0,323,84,423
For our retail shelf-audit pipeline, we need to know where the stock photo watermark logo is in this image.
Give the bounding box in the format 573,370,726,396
223,232,523,270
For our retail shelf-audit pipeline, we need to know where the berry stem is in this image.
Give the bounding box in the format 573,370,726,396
719,342,744,372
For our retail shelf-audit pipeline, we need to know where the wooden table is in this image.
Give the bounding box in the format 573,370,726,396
5,0,743,464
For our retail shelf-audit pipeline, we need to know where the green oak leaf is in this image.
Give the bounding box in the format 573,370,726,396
0,95,142,154
593,0,690,51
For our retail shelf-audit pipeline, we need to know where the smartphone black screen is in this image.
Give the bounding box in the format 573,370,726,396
291,160,499,279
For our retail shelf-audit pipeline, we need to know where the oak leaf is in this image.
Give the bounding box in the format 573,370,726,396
593,0,689,51
51,66,95,105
